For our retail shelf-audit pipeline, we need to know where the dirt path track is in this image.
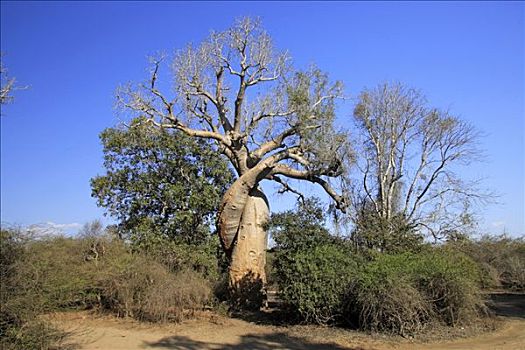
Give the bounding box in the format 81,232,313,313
52,312,524,350
52,293,525,350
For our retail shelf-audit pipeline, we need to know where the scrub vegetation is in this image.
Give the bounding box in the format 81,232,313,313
1,17,522,350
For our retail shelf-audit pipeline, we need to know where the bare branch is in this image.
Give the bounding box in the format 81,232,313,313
1,54,28,108
351,82,488,240
251,126,296,160
272,175,306,203
272,164,347,210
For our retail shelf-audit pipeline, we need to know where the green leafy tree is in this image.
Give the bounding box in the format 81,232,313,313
91,118,233,245
268,198,332,252
351,202,423,254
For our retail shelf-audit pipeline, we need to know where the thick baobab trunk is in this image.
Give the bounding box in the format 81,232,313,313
229,188,269,287
218,182,269,308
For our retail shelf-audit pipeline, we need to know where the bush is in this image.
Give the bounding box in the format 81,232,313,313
12,236,100,310
351,210,424,254
98,254,212,322
346,254,432,335
412,249,486,326
270,198,360,324
0,319,72,350
346,250,486,335
133,234,224,280
1,224,216,337
0,228,72,350
448,235,525,290
268,197,487,334
275,243,359,324
268,198,333,253
76,231,214,322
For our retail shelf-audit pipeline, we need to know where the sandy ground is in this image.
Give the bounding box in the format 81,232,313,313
52,294,525,350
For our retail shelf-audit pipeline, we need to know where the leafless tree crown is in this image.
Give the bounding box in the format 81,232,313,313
352,82,487,240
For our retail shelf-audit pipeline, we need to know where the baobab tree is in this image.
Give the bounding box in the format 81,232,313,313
350,82,486,248
115,18,350,303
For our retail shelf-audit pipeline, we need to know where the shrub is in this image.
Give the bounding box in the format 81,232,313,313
12,236,100,310
268,197,333,253
269,198,360,324
275,243,359,324
346,250,486,335
1,225,215,334
449,235,525,290
501,255,525,290
98,254,212,322
351,210,424,254
268,197,487,334
134,234,224,280
0,228,72,350
0,319,72,350
346,254,432,335
412,249,486,326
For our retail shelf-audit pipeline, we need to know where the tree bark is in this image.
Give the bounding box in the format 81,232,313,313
219,187,269,308
229,188,269,283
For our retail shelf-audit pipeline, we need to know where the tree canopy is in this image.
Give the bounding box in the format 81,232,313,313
349,82,486,244
267,197,331,252
114,17,352,253
91,118,233,245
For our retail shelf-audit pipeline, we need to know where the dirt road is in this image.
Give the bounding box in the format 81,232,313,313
53,294,525,350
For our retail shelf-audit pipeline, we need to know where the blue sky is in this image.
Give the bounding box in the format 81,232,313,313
1,1,523,237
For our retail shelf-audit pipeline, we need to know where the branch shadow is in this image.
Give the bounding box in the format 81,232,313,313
488,293,525,319
228,308,299,327
144,332,364,350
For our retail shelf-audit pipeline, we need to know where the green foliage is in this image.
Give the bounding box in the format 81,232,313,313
265,250,277,287
132,232,226,280
351,206,423,254
447,234,525,290
269,198,359,324
347,250,485,334
91,118,233,244
17,236,104,310
285,67,348,175
268,197,333,252
277,243,358,324
347,254,431,335
266,198,486,334
412,249,485,326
